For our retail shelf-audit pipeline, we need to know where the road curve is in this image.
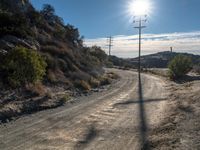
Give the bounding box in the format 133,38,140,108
0,69,169,150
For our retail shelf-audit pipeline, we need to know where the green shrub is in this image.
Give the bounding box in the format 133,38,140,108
60,93,71,103
90,46,108,63
3,46,47,87
64,24,82,46
168,55,192,79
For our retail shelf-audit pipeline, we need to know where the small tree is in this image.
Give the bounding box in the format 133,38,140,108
168,55,192,80
4,46,47,87
40,4,55,23
65,24,82,45
90,46,108,63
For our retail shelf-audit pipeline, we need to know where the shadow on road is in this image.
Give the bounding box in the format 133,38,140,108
114,98,167,106
75,125,98,149
112,72,168,149
137,71,150,149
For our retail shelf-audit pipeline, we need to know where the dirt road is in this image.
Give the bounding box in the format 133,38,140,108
0,69,169,150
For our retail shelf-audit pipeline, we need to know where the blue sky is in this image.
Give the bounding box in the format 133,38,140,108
30,0,200,57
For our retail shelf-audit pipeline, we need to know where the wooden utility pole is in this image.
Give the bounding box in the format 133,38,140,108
134,15,147,73
170,47,173,53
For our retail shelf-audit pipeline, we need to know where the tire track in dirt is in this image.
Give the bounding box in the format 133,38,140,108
0,70,136,150
0,70,169,150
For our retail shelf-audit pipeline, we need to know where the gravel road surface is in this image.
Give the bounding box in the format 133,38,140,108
0,69,169,150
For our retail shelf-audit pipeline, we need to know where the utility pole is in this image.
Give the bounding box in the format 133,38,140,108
134,15,147,73
170,47,173,53
107,36,113,56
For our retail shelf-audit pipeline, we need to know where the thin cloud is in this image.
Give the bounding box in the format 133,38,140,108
85,31,200,58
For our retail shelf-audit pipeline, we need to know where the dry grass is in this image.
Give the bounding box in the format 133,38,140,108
47,69,70,84
106,72,120,79
89,77,100,88
144,68,169,78
47,69,58,83
0,103,23,122
75,80,91,91
46,92,53,99
99,76,112,86
0,87,72,123
25,82,47,96
98,72,119,86
41,45,65,55
60,93,71,103
70,71,90,82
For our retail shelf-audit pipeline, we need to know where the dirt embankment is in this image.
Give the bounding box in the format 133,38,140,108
0,71,119,123
148,76,200,149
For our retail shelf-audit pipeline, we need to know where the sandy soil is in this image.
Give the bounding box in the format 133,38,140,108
148,76,200,150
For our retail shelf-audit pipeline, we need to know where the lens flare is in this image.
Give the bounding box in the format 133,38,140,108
128,0,151,16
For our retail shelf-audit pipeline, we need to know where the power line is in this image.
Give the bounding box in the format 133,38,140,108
133,15,147,72
107,36,113,56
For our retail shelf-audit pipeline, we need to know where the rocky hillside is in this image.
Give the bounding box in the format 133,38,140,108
0,0,116,122
0,0,109,90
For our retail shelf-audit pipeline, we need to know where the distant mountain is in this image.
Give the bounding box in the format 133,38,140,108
128,51,200,68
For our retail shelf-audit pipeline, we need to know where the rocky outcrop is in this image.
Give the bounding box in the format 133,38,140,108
0,35,40,51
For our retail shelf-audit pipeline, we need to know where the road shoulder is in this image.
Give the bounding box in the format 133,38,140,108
147,76,200,149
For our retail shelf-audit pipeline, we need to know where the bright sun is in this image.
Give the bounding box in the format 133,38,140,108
128,0,151,16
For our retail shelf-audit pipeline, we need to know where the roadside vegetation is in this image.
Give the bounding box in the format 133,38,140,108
168,55,192,80
143,54,198,81
0,0,120,122
0,1,112,90
0,46,47,87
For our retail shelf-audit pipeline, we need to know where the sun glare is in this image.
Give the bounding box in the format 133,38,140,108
128,0,151,16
